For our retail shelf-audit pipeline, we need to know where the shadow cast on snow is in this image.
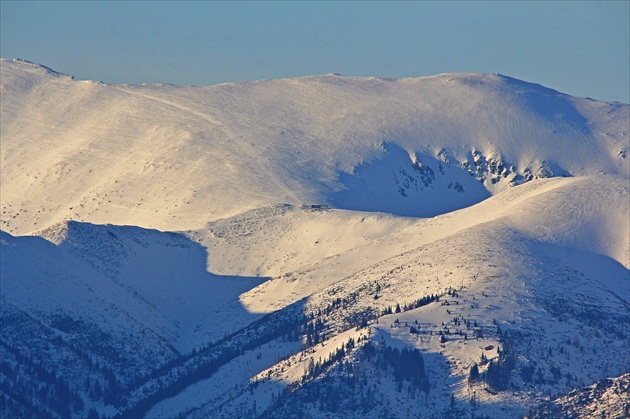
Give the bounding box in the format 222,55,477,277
331,143,491,218
1,222,313,418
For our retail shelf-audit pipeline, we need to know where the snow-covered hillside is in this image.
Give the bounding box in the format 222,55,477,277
1,59,628,418
1,58,628,234
526,373,630,419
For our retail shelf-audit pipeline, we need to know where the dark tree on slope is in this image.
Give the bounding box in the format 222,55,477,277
469,363,480,383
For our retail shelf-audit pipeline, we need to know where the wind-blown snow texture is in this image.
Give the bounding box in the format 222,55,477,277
1,58,629,418
2,58,628,235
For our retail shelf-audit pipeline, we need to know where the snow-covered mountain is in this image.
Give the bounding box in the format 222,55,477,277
1,58,628,418
2,58,628,234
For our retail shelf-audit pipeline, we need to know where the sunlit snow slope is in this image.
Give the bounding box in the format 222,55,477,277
1,58,628,235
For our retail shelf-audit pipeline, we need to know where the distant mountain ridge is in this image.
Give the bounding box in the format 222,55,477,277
1,58,627,234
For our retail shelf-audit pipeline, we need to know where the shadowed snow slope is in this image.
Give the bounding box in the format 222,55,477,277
2,223,266,353
1,58,628,234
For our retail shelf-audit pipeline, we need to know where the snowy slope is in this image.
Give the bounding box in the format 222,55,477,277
1,60,629,418
184,175,628,418
526,373,630,419
3,177,626,418
1,58,628,235
4,221,266,353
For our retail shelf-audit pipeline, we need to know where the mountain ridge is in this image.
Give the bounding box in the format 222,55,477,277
2,58,628,235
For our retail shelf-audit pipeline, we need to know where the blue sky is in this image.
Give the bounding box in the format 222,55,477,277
1,1,628,102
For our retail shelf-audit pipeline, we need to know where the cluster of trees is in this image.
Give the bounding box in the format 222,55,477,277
303,337,357,381
1,344,84,418
116,303,307,418
264,338,430,418
468,330,515,391
381,294,440,316
303,318,326,347
485,332,516,391
267,369,378,417
314,297,352,317
361,342,430,393
2,306,172,419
